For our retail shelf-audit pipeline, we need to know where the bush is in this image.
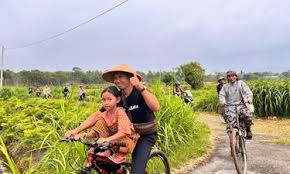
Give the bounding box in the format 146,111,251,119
179,62,205,89
0,87,15,100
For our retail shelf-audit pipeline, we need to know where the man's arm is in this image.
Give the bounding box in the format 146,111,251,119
130,74,160,112
241,81,253,103
219,85,226,106
64,111,101,138
140,89,160,112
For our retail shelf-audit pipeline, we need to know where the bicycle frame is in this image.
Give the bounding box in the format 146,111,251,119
61,138,130,174
227,104,248,174
61,137,170,174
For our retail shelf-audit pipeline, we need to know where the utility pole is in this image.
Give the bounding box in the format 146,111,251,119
0,46,4,88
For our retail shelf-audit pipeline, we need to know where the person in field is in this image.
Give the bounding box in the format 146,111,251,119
217,76,225,95
43,85,52,99
183,89,193,104
35,85,42,97
75,86,139,172
219,70,254,139
173,81,184,97
28,87,33,95
65,64,160,174
79,85,86,100
63,86,69,99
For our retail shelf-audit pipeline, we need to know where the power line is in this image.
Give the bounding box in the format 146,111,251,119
6,0,128,51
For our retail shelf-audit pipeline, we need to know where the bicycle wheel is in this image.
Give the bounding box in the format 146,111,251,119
145,150,170,174
230,129,247,174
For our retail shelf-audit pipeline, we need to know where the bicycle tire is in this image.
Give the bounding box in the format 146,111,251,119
230,129,247,174
145,150,170,174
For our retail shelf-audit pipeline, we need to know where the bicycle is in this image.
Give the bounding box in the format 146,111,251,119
60,137,170,174
226,104,247,174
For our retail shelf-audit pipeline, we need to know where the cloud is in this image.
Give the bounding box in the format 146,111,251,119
1,0,290,73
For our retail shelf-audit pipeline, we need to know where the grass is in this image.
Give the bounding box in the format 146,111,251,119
167,119,211,168
253,118,290,145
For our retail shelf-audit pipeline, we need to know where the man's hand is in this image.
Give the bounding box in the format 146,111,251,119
130,74,144,91
220,101,226,107
248,98,253,104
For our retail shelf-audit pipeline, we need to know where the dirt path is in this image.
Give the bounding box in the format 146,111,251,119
188,113,290,174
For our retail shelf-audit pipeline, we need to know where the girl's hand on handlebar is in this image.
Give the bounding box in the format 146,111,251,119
64,129,78,138
74,133,86,140
97,137,108,144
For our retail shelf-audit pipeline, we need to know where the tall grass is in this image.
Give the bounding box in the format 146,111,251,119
191,80,290,118
1,82,210,173
250,80,290,117
150,81,211,169
0,136,21,174
191,83,218,112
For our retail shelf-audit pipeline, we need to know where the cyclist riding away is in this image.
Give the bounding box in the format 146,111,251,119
65,64,160,174
219,70,254,140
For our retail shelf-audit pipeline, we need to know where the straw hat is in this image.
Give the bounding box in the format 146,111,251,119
102,64,142,83
217,76,225,82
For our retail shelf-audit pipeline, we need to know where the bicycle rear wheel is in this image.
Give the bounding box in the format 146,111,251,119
230,129,247,174
145,150,170,174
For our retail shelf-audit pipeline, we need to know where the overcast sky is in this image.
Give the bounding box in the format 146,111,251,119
1,0,290,74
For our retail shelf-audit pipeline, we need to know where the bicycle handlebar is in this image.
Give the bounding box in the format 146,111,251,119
224,103,243,107
60,137,127,150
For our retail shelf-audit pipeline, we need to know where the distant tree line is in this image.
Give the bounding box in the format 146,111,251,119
3,62,206,89
3,67,104,86
205,70,290,82
3,62,288,88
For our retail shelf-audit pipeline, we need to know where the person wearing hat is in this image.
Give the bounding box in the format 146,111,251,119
173,81,184,97
65,64,160,174
219,70,254,140
216,76,225,95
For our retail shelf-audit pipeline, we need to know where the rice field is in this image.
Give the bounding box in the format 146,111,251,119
0,81,210,173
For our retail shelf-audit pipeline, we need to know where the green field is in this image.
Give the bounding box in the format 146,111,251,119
0,81,210,173
1,79,289,173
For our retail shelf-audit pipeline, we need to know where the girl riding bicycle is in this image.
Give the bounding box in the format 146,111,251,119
66,64,160,174
75,86,139,166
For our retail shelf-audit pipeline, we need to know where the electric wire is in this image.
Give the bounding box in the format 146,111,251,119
6,0,128,51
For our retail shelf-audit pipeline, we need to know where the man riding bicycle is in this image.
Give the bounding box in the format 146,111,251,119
219,70,254,139
65,64,160,174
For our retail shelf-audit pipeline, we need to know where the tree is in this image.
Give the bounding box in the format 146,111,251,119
179,61,205,89
72,67,82,72
161,72,175,85
281,70,290,78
